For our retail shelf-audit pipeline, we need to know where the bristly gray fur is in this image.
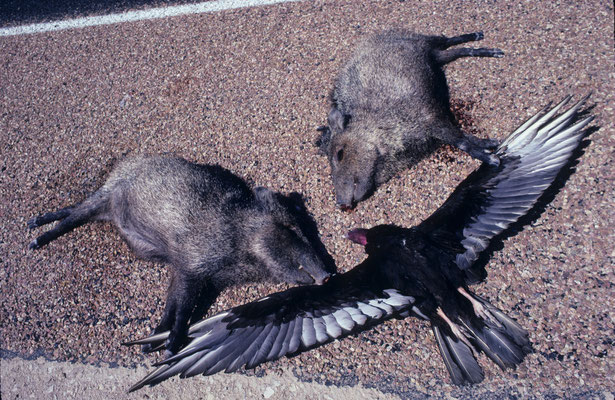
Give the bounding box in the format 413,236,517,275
28,154,332,354
318,30,503,209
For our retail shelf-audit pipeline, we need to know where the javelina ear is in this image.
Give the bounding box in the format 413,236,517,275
315,126,332,155
316,108,348,155
254,187,277,211
328,108,348,132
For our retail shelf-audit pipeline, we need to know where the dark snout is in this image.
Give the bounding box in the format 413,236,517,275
313,271,331,285
335,178,359,211
305,265,332,285
337,201,355,212
299,255,332,285
334,176,374,211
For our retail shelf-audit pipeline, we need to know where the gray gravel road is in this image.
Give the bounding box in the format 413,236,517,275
1,0,614,399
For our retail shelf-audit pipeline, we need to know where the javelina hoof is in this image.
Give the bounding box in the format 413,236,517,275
27,217,41,229
164,335,188,356
485,153,500,167
141,343,158,353
477,138,501,149
485,48,504,58
140,335,184,355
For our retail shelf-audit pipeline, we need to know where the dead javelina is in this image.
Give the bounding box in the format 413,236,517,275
28,155,332,355
317,30,503,209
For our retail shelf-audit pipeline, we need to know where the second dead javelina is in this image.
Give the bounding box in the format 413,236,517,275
28,155,333,354
317,30,503,209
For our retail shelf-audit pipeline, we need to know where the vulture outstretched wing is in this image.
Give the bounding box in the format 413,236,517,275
419,95,592,274
126,264,415,391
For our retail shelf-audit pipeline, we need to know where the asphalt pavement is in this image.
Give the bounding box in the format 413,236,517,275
1,0,614,399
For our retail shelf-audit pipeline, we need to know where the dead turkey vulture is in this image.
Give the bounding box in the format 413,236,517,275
126,95,592,390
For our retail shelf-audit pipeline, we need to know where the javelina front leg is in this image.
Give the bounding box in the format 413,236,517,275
189,281,220,324
437,128,500,166
143,269,205,356
464,132,500,150
454,134,500,166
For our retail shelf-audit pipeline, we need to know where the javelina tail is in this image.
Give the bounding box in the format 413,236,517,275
28,189,110,249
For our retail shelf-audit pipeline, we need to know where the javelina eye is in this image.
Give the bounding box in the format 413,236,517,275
336,148,344,162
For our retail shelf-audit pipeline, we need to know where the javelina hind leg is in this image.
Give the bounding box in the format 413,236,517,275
433,31,503,64
29,215,85,249
438,31,485,48
27,206,75,229
435,47,504,64
28,191,109,249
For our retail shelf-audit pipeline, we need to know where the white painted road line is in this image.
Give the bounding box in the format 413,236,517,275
0,0,301,37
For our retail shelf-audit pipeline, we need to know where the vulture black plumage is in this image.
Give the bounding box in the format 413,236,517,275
126,95,593,390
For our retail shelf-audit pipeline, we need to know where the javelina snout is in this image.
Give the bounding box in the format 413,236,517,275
332,170,374,211
252,187,333,285
28,155,333,355
253,229,331,285
324,120,379,209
